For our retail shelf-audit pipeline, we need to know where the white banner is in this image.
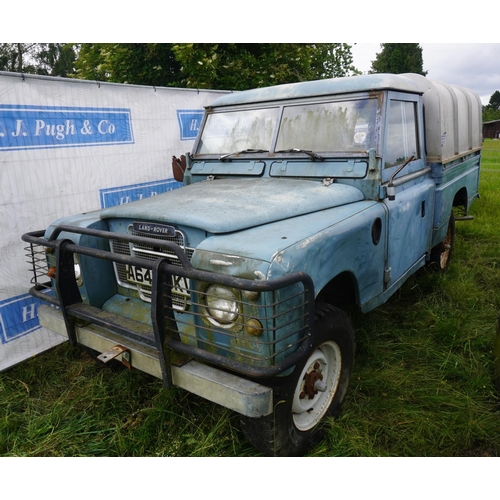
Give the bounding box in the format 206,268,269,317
0,70,228,370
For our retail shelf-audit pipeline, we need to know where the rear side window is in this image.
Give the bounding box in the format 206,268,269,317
385,100,419,168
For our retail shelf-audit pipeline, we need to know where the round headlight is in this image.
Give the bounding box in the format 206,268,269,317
74,254,83,287
74,262,81,280
204,285,239,326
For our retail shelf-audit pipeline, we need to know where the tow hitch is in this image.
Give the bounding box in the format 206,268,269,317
97,345,131,369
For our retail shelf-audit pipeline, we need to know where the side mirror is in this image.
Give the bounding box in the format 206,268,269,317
172,154,187,182
387,155,414,201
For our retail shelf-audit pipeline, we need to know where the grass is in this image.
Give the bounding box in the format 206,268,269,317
1,140,499,457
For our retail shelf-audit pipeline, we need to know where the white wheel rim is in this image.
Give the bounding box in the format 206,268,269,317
292,341,342,431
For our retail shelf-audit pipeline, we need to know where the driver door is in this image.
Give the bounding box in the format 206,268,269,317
382,93,434,288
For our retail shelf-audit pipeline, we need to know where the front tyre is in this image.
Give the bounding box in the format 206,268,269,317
291,339,342,432
240,303,355,456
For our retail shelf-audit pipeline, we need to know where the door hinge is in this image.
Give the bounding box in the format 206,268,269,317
384,266,392,284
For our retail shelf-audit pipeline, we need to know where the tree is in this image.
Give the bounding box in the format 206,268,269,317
0,43,38,73
487,90,500,111
483,91,500,122
73,43,356,90
74,43,182,86
370,43,427,76
1,43,358,89
36,43,77,77
0,43,77,76
172,43,356,90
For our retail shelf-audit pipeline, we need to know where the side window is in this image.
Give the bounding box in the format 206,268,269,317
385,100,419,168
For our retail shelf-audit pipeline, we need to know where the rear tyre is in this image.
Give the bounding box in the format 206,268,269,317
428,212,455,272
240,303,355,456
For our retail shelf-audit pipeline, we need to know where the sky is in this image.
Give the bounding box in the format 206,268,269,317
350,43,500,105
3,6,498,106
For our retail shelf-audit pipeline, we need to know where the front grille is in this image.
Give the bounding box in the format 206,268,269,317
110,225,194,311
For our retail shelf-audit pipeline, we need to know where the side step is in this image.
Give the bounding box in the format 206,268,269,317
38,305,273,418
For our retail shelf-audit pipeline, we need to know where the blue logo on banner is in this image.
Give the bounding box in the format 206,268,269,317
177,110,204,140
0,104,134,152
100,178,182,208
0,291,53,344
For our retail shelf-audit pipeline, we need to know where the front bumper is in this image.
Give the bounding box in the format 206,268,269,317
38,305,273,417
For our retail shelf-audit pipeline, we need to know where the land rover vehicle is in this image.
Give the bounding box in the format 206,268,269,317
23,73,482,456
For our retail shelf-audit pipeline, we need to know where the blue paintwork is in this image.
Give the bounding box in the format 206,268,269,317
383,179,435,284
208,74,421,108
430,154,481,246
45,214,116,309
99,177,365,234
269,159,368,178
193,200,386,308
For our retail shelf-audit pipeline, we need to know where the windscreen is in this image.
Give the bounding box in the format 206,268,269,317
197,108,279,154
196,98,377,155
276,99,377,152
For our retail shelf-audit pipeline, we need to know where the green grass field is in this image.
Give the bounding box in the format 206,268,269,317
1,141,499,457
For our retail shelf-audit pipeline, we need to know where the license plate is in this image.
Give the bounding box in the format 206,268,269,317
126,265,153,285
126,265,190,295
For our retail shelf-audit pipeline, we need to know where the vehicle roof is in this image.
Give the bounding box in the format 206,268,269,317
208,73,423,107
207,73,483,163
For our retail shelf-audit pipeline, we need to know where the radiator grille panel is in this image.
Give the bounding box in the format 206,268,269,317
110,225,194,310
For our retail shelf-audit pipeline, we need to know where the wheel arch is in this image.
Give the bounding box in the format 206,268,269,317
432,185,467,248
316,271,359,309
453,186,469,211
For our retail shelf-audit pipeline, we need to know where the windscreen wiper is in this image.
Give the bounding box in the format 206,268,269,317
219,149,269,161
275,148,324,161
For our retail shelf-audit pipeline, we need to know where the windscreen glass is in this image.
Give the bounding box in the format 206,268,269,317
276,98,377,152
197,108,279,154
196,98,378,155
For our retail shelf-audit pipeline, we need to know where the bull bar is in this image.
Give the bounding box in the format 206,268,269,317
22,225,316,388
